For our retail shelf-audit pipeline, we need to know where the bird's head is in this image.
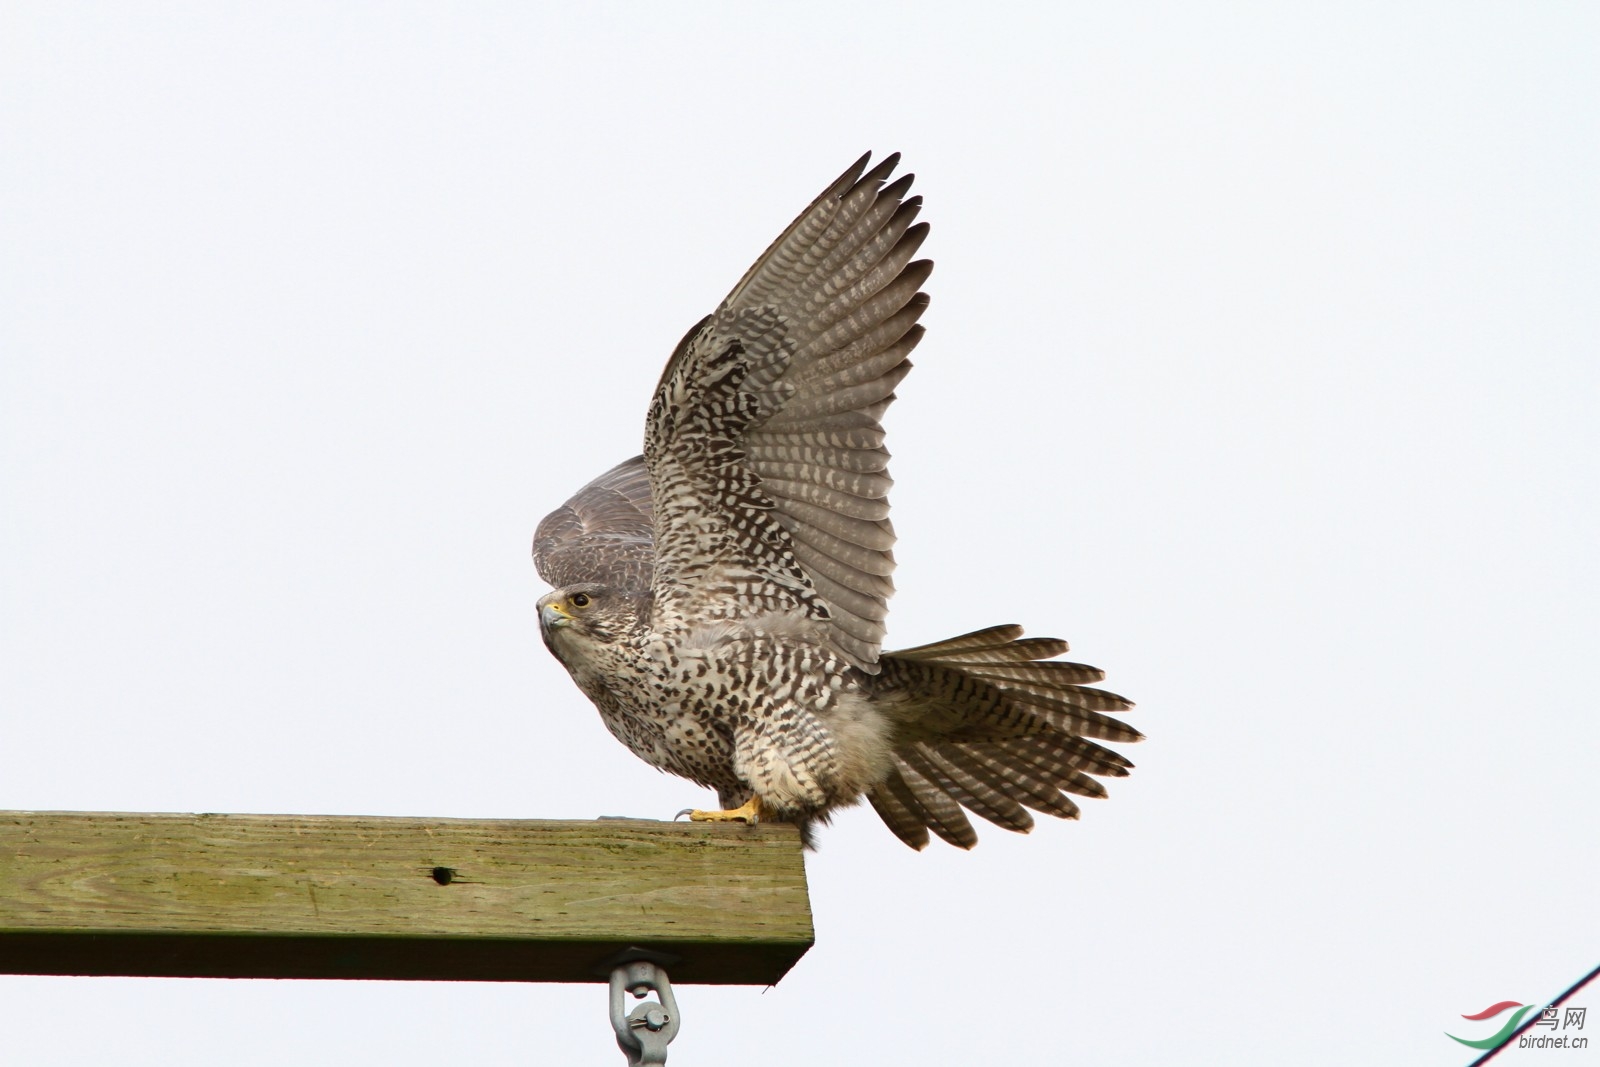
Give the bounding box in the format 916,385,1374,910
537,584,642,656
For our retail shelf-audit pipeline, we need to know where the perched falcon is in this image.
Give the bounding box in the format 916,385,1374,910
533,153,1138,849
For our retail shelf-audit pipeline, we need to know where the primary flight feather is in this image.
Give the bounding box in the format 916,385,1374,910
533,153,1138,849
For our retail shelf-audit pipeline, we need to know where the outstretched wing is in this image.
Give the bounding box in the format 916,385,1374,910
532,454,655,593
644,153,931,672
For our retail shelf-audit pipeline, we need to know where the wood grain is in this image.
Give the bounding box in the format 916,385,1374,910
0,811,812,984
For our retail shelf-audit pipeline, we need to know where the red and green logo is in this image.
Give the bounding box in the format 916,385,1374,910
1447,1001,1540,1050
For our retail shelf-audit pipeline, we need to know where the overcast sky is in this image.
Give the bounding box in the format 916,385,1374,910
3,5,1597,1065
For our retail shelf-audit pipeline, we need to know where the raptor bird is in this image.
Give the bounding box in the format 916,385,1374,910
533,153,1138,849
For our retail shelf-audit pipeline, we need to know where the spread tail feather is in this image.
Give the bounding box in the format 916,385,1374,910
868,625,1139,850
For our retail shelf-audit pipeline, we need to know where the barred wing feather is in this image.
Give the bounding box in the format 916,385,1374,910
643,153,930,671
531,454,655,593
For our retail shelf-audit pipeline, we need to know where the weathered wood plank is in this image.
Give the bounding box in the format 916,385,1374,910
0,811,812,985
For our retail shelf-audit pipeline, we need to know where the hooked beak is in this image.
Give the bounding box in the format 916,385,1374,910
540,600,573,631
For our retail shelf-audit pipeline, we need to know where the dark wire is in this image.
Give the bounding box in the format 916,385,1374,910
1466,960,1600,1066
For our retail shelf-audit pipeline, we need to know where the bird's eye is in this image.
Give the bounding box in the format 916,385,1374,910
570,592,591,608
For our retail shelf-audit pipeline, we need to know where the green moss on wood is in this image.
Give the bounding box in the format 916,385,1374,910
0,811,811,984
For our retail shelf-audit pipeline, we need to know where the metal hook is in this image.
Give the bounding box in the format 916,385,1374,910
608,958,681,1066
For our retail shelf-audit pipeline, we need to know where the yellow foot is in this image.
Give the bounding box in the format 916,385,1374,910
675,796,765,824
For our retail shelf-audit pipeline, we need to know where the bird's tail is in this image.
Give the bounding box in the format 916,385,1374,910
865,624,1141,850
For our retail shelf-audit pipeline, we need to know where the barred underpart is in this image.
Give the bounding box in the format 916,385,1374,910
533,155,1139,850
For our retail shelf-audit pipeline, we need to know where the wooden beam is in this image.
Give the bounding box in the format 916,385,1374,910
0,811,812,985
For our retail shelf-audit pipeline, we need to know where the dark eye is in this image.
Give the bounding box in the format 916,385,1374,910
570,592,590,608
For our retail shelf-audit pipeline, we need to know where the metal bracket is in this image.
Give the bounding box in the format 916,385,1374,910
604,949,682,1066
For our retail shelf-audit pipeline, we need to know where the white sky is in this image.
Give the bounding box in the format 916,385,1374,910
3,5,1597,1065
